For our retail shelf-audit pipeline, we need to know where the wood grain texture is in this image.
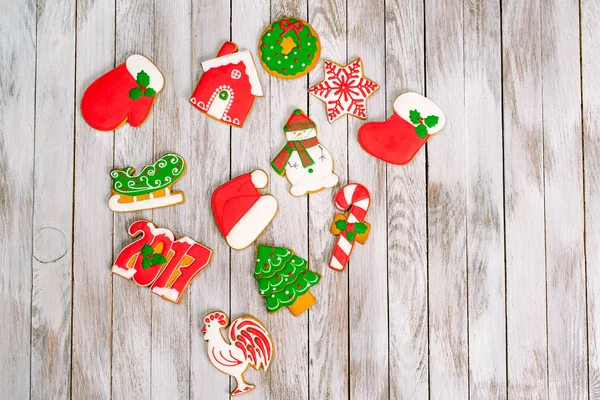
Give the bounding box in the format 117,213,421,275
347,0,389,399
307,0,349,399
502,0,548,397
150,1,192,399
0,0,35,398
582,0,600,397
425,0,468,398
266,1,310,399
229,1,272,399
72,0,115,397
463,0,506,398
30,0,75,398
110,0,155,398
541,0,587,398
385,0,429,398
188,1,231,399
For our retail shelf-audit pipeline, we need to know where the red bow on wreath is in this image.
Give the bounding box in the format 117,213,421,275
279,19,304,41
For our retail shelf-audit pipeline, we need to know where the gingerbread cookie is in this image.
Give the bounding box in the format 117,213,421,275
111,220,212,303
271,109,339,196
81,54,164,131
211,170,278,250
308,58,380,122
329,184,371,272
108,153,185,212
190,42,263,127
358,92,446,165
258,17,320,79
202,311,273,396
255,245,321,316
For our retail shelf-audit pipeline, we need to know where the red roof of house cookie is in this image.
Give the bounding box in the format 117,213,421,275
202,50,264,97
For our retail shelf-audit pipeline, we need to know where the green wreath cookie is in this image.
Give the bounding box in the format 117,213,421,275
258,17,321,79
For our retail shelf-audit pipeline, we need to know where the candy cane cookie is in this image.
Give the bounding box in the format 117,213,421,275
329,184,371,271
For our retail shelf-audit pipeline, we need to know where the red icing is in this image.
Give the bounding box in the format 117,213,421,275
81,62,157,131
211,173,261,236
358,113,428,165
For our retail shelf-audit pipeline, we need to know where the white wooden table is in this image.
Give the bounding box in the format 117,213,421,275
1,0,598,398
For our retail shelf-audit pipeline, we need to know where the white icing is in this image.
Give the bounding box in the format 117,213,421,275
126,54,165,92
108,193,184,213
329,257,344,271
226,195,278,250
201,50,263,96
393,92,446,135
146,221,175,241
112,264,136,279
285,128,316,142
251,170,268,188
342,184,356,208
337,234,353,254
285,145,338,196
177,236,196,245
152,286,180,302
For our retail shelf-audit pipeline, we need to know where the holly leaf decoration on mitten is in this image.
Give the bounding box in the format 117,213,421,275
129,87,143,100
136,70,150,87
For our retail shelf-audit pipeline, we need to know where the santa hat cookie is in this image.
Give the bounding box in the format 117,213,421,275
211,170,278,250
190,42,263,127
81,54,164,131
358,92,446,165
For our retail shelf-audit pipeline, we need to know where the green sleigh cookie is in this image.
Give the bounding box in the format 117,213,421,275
258,17,320,79
108,153,186,212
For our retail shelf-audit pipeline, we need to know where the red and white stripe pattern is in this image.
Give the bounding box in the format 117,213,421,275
329,184,371,271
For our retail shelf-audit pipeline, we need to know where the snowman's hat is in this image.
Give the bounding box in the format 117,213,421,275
284,109,316,132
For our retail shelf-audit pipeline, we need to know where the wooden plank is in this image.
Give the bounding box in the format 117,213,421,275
384,0,428,398
188,1,231,399
31,0,76,398
110,0,154,398
307,0,349,399
267,1,310,399
501,0,548,397
347,0,388,399
150,1,192,399
71,0,115,397
228,1,272,399
0,0,36,397
425,0,468,398
582,0,600,397
541,0,587,398
463,0,506,398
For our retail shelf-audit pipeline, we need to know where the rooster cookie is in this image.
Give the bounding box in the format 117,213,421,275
202,311,273,396
271,109,339,196
211,170,278,250
308,58,379,122
190,42,263,127
358,92,446,165
111,220,212,303
258,17,320,79
108,153,185,212
255,245,321,316
81,54,164,131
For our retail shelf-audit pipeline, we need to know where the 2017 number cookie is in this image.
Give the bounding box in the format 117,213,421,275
258,17,320,79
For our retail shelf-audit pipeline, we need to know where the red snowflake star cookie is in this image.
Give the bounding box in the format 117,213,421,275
308,58,379,123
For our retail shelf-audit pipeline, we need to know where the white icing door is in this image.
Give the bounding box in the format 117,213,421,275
207,88,231,120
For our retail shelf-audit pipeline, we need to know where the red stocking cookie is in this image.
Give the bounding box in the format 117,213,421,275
202,312,273,397
211,170,278,250
308,58,379,122
329,184,371,272
190,42,263,127
358,92,446,165
111,220,212,303
81,55,164,131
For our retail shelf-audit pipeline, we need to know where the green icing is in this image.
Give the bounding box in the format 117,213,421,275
259,18,319,76
255,245,321,313
111,153,185,196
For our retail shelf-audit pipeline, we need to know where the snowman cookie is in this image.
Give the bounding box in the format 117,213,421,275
271,109,339,196
258,17,320,79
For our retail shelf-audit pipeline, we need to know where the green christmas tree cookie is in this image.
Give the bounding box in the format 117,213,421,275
254,245,321,316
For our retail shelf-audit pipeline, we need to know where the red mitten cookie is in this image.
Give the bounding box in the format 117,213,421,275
358,92,445,165
81,55,164,131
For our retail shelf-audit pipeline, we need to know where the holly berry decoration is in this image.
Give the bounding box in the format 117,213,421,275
409,109,439,138
333,219,369,243
140,244,167,269
129,70,157,100
254,245,321,317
